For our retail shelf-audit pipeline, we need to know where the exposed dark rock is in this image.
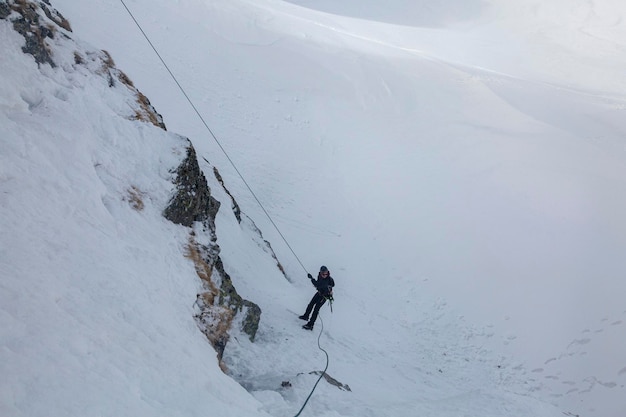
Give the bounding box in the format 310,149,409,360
191,245,261,357
193,289,232,363
211,162,290,282
96,50,167,130
0,3,11,19
214,256,261,342
40,1,71,32
167,144,261,354
164,145,221,230
241,300,262,341
73,51,83,65
6,0,57,67
1,0,70,67
132,90,167,131
211,163,242,223
4,1,164,129
309,371,352,392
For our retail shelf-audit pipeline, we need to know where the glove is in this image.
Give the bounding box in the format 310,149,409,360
307,273,313,279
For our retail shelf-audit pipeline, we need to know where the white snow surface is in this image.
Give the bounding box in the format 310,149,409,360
2,0,626,416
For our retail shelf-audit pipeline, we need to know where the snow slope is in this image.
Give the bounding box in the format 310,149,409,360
0,10,268,417
3,0,626,416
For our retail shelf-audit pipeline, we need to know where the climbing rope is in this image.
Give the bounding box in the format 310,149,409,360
293,314,330,417
118,0,309,274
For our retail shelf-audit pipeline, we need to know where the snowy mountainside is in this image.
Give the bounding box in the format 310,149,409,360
0,1,274,416
3,0,626,417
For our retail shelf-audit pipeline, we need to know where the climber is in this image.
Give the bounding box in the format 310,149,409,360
299,265,335,330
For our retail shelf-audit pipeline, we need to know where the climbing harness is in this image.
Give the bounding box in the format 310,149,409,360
325,295,334,313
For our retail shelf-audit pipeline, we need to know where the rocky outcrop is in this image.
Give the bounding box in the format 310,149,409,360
2,0,71,68
0,3,10,19
164,146,221,231
210,162,242,223
6,0,261,372
214,256,262,342
282,371,351,392
309,371,352,392
165,144,262,361
95,50,167,130
2,0,166,130
212,163,290,282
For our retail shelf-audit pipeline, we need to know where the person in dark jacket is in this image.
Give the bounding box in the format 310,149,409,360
299,265,335,330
